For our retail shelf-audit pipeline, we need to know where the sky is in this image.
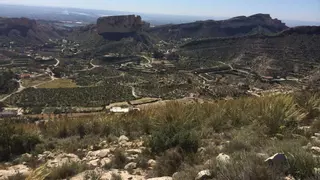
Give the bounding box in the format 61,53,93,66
0,0,319,22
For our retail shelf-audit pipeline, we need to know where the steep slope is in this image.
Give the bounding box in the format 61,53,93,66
0,17,66,46
149,14,288,40
180,26,320,78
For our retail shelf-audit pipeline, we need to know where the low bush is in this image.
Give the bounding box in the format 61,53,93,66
46,162,87,180
153,148,184,177
110,149,128,169
0,121,41,161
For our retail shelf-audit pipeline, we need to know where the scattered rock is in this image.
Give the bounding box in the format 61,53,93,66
216,153,230,165
195,169,212,180
87,159,100,167
148,159,157,168
315,133,320,138
126,149,142,154
97,149,111,158
314,168,320,176
21,153,32,159
147,177,173,180
311,146,320,154
284,175,295,180
119,135,129,142
0,164,31,180
124,162,137,170
100,158,112,168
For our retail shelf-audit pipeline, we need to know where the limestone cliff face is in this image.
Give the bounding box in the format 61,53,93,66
97,15,144,34
0,17,37,36
149,14,288,40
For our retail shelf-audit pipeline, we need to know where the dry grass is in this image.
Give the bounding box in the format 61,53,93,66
21,75,51,87
37,79,78,88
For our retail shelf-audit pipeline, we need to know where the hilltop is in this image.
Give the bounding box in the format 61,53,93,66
148,14,288,40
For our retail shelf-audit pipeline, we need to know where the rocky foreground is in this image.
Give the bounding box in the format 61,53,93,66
1,130,320,180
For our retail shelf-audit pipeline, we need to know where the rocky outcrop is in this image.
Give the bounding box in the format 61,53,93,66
149,13,288,40
97,15,143,34
97,15,150,40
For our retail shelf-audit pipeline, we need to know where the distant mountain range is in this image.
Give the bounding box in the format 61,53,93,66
0,4,319,27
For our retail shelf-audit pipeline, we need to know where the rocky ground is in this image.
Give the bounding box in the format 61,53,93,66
1,130,320,180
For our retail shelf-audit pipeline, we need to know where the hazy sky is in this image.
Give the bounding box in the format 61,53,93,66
0,0,319,21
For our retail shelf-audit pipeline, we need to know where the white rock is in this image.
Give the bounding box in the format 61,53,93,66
216,153,230,165
195,169,212,180
148,159,157,168
119,135,129,142
124,162,137,170
97,149,111,158
87,159,100,167
21,153,32,159
311,146,320,154
147,177,173,180
126,149,142,154
315,133,320,138
0,164,31,180
100,158,112,168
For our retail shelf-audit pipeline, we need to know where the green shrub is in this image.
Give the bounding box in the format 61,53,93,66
268,140,320,179
153,148,184,177
253,95,304,136
0,121,41,161
149,123,199,154
110,149,128,169
46,162,87,180
214,152,283,180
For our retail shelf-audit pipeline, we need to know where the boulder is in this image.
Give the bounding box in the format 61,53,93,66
311,146,320,154
97,149,111,158
195,169,212,180
126,149,142,154
216,153,230,165
100,169,145,180
100,158,112,168
87,159,100,167
124,162,137,170
148,159,157,168
147,177,173,180
0,164,31,180
119,135,129,143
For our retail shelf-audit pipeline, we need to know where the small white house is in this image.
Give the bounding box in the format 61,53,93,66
110,107,130,113
109,107,140,113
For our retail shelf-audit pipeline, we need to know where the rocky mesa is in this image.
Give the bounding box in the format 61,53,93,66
149,13,288,40
97,15,144,34
97,15,150,40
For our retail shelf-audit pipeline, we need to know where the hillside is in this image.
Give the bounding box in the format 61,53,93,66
179,26,320,80
149,14,288,40
0,17,66,46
